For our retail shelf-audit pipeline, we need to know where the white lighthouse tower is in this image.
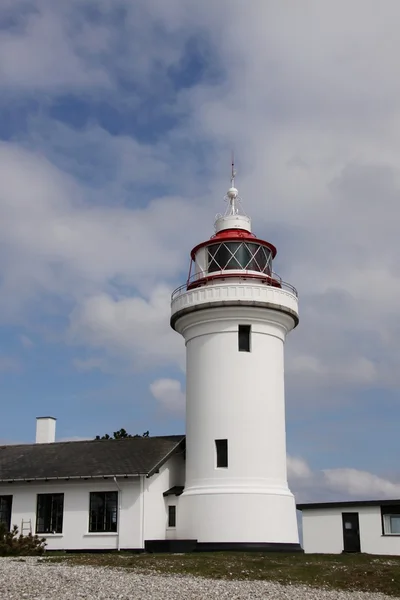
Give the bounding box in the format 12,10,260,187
171,165,300,551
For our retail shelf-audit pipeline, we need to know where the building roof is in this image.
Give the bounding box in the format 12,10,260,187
0,435,185,482
297,499,400,511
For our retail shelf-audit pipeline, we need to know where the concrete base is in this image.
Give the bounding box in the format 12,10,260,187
176,488,300,547
145,539,197,553
144,540,303,553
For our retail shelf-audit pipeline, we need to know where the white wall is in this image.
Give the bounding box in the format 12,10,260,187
1,478,141,551
302,506,400,555
302,509,344,554
1,454,185,551
143,453,185,541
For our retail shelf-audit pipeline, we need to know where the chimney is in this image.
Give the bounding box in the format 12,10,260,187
36,417,57,444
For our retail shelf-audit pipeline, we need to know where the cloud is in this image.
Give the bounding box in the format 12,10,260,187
288,455,400,504
0,139,206,315
287,456,313,480
69,288,185,371
0,0,400,413
0,2,111,91
150,378,185,414
323,468,400,499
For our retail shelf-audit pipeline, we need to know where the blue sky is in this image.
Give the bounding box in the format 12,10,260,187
1,0,400,502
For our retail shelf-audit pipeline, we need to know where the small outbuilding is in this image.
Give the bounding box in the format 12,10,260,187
297,499,400,555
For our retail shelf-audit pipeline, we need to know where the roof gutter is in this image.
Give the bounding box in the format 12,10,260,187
0,474,146,483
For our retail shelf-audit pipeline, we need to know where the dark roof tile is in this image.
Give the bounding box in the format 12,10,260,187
0,435,185,481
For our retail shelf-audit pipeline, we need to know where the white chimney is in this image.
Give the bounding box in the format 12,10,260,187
36,417,56,444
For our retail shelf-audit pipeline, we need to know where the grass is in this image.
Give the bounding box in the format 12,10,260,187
41,551,400,596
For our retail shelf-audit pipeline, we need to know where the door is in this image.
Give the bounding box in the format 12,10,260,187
342,512,361,552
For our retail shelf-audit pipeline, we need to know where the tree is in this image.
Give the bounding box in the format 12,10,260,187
95,429,149,440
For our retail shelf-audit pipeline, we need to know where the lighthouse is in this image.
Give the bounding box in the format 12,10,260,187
170,165,301,551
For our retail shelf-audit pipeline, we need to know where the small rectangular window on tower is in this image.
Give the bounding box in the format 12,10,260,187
238,325,251,352
215,439,228,468
168,505,176,528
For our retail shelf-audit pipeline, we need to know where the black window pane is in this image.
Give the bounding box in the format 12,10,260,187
0,496,12,530
89,492,118,533
216,439,228,468
238,325,251,352
36,494,64,534
168,505,176,528
246,243,272,273
208,242,272,274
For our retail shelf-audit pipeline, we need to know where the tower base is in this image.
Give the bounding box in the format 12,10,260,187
176,487,300,547
144,539,303,553
196,542,303,552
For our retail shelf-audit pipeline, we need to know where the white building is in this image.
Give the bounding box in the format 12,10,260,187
298,500,400,555
0,417,186,552
0,172,301,552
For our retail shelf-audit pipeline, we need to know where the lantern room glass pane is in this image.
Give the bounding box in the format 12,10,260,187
208,242,272,274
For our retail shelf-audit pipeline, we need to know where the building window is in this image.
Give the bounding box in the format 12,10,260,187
0,496,12,530
168,505,176,528
89,492,118,533
238,325,251,352
215,439,228,468
382,505,400,535
36,494,64,534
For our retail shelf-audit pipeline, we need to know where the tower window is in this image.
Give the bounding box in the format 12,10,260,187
215,439,228,468
238,325,251,352
168,505,176,528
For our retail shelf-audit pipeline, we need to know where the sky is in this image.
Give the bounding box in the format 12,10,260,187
1,0,400,504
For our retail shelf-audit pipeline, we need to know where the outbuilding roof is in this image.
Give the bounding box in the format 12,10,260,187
297,499,400,511
0,435,185,482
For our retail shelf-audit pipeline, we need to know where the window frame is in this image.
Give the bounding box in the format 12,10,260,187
0,495,12,531
238,324,251,352
36,493,64,534
381,505,400,535
168,505,176,528
215,438,228,468
89,491,118,533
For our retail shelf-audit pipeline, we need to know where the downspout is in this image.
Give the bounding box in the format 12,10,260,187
140,475,145,550
113,476,122,552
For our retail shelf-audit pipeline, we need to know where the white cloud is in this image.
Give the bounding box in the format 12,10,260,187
0,0,400,403
287,456,313,480
288,455,400,504
322,468,400,499
69,288,185,371
150,378,185,414
0,2,111,90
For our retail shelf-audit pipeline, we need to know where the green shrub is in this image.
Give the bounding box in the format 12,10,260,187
0,523,47,556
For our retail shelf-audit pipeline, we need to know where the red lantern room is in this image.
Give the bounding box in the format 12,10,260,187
185,165,291,293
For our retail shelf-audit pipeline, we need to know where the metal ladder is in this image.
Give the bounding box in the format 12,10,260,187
21,519,32,535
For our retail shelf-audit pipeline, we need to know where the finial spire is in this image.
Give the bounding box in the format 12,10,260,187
214,155,251,233
231,151,236,188
227,152,239,216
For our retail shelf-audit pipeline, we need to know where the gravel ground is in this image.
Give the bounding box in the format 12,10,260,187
0,557,395,600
